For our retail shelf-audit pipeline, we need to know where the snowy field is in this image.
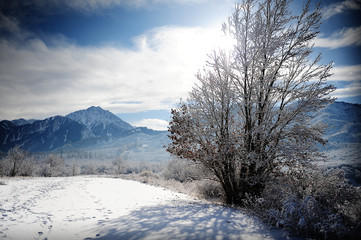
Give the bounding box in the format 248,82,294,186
0,176,289,240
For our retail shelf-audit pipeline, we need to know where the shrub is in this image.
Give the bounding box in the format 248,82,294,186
80,162,97,175
246,168,361,239
138,170,159,183
18,156,37,176
196,179,223,200
40,154,65,177
162,158,205,182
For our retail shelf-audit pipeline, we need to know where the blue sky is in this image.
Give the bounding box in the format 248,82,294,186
0,0,360,130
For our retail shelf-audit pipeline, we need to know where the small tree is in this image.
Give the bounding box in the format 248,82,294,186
41,154,65,177
72,159,79,176
168,0,335,205
1,146,31,177
112,157,125,174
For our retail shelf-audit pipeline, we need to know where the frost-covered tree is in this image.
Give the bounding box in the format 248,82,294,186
0,146,31,177
112,157,125,174
41,154,65,177
167,0,335,205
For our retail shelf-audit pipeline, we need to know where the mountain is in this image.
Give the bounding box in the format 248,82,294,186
0,106,167,154
66,106,133,138
1,116,85,152
316,102,361,145
11,118,29,126
313,102,361,185
313,102,361,162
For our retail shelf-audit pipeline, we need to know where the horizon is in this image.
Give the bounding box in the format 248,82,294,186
1,0,361,130
1,100,358,131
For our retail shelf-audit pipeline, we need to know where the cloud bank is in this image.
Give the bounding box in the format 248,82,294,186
0,22,225,120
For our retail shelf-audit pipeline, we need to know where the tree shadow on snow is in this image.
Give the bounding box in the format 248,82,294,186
86,201,287,240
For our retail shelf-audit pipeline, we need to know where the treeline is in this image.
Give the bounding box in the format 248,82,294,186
0,146,69,177
0,146,165,177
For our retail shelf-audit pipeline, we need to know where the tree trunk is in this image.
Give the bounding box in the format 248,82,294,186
222,177,243,205
221,173,266,205
10,162,16,177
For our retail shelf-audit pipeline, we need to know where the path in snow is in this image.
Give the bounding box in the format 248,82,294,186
0,176,288,240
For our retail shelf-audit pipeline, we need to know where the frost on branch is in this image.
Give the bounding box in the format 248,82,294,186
167,0,335,205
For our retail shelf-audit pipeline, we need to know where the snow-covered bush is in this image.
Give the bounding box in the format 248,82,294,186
0,146,34,177
138,170,159,183
18,156,37,176
40,154,65,177
80,162,97,175
196,179,223,200
246,168,361,239
112,157,125,174
162,158,204,182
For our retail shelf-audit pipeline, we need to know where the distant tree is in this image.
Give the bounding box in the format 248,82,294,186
167,0,335,205
18,156,37,176
41,154,65,177
112,157,124,174
1,146,31,177
72,159,79,176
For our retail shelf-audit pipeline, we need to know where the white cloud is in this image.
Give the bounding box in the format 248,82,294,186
328,65,361,99
314,26,361,49
322,0,361,20
0,26,226,120
329,64,361,82
332,85,361,98
132,118,169,130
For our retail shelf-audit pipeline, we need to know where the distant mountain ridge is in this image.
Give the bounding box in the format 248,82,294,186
1,116,85,152
0,102,360,167
316,102,361,145
0,106,163,152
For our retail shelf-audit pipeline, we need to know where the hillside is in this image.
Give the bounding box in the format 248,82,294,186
312,102,361,185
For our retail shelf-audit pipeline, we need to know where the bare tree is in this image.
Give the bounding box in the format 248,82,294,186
1,146,31,177
168,0,335,205
112,157,124,174
41,154,65,177
72,159,79,176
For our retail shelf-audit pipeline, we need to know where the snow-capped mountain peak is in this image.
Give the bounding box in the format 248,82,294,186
66,106,133,133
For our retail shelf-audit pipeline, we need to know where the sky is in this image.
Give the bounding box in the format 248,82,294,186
0,0,360,130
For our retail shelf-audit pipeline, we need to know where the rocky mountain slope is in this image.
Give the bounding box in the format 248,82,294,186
0,106,165,153
66,106,133,138
1,116,85,152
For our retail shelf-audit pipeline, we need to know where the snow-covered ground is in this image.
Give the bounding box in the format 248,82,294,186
0,176,289,240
